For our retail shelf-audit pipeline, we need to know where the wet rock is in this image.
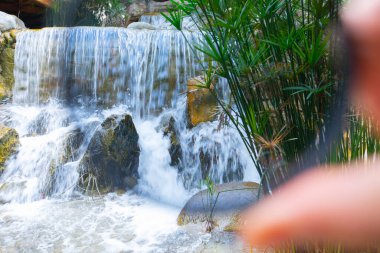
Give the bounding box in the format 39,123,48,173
127,22,157,30
0,12,25,32
163,117,183,169
197,141,244,183
187,76,218,127
27,110,52,136
0,47,15,100
79,114,140,194
61,128,85,163
0,126,19,173
177,182,260,231
0,28,20,100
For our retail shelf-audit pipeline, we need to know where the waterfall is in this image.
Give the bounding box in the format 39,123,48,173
0,15,259,205
13,27,203,117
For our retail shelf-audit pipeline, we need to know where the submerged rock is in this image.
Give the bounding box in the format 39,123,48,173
0,126,19,173
163,116,183,169
187,76,218,127
0,12,25,32
177,182,260,231
79,114,140,194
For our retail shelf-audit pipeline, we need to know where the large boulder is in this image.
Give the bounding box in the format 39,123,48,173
79,114,140,194
177,182,260,231
0,126,19,173
187,76,218,127
0,12,25,32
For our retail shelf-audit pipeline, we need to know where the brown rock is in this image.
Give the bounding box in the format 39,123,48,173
187,76,218,127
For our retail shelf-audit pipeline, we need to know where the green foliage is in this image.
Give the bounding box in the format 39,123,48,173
163,0,380,187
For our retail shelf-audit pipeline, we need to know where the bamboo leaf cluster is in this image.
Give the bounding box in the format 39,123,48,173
163,0,380,186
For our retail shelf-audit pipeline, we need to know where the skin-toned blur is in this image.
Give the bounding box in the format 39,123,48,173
240,0,380,248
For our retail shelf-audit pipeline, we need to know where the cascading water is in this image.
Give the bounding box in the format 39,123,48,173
0,15,259,252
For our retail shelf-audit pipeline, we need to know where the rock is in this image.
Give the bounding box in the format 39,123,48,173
163,117,183,169
127,22,157,30
177,182,260,231
79,114,140,194
27,110,52,136
61,128,85,163
128,1,148,22
0,126,19,173
0,12,25,32
0,47,15,100
148,1,173,13
187,76,218,127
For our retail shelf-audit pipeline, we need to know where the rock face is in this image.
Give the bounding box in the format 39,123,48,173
79,114,140,194
0,126,19,173
128,0,173,23
187,76,218,127
0,12,25,32
177,182,260,231
0,29,20,101
163,117,183,169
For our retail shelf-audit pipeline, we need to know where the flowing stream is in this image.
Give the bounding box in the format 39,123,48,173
0,16,259,252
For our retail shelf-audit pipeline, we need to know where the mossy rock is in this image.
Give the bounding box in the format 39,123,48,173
79,114,140,194
177,182,260,231
187,76,218,127
0,126,19,173
0,47,15,100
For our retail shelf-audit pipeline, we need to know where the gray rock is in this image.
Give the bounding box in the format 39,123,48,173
79,114,140,194
0,12,25,32
148,0,173,13
128,1,148,22
127,22,157,30
177,182,260,231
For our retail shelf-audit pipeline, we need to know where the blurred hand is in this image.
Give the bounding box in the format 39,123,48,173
240,0,380,248
241,166,380,247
